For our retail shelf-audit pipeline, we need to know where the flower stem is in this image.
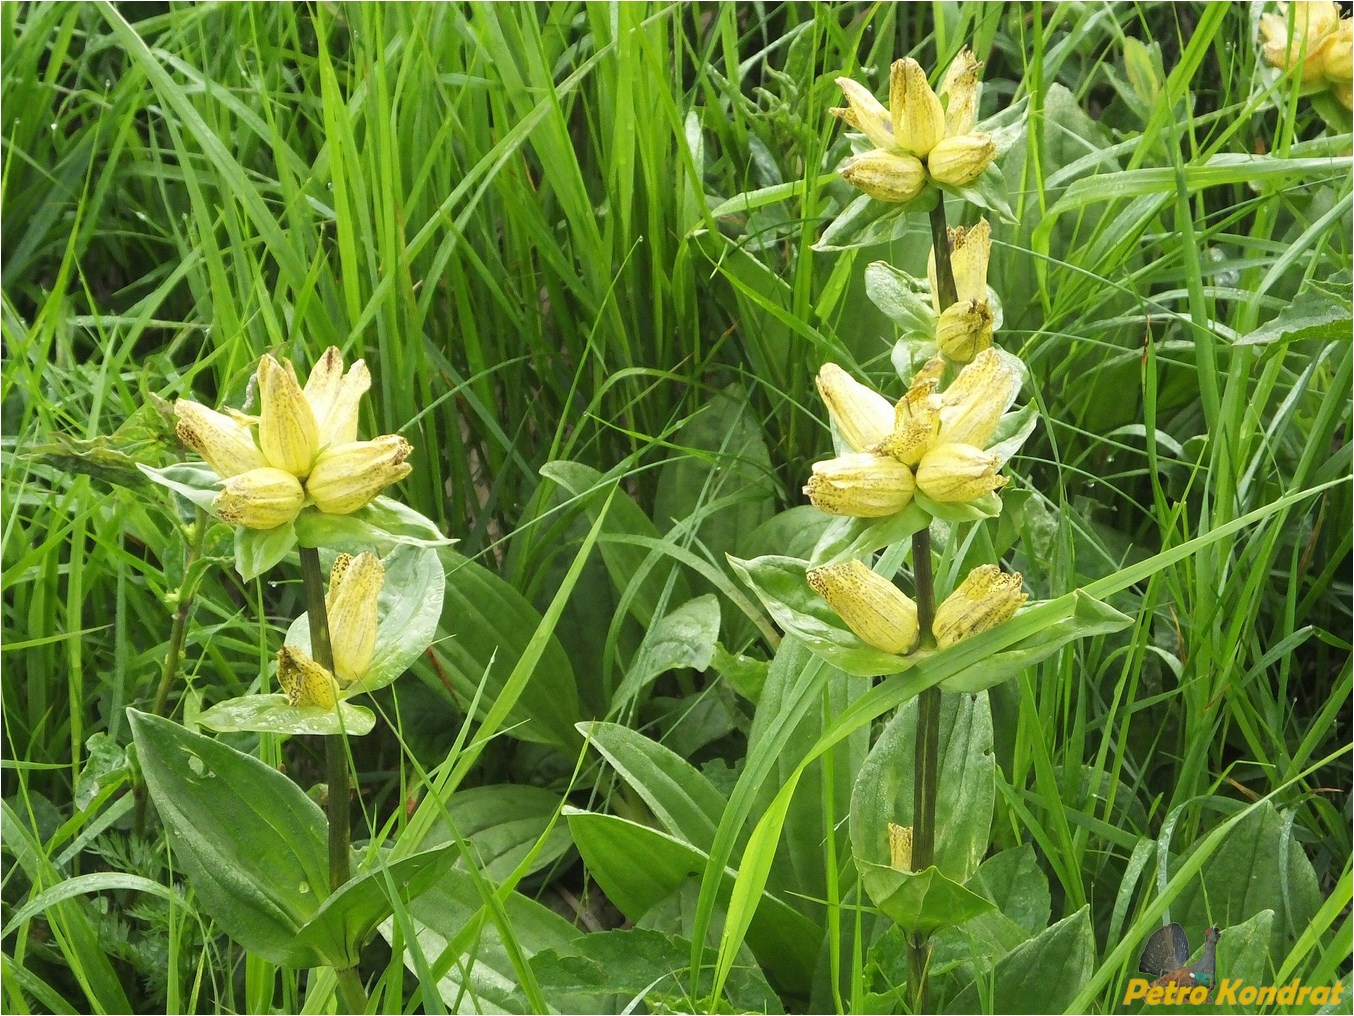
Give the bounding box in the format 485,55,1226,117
135,509,207,835
906,197,956,1014
335,966,368,1014
298,546,351,892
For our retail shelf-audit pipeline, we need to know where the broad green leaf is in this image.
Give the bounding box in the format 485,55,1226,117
1170,802,1321,963
127,710,329,968
864,260,938,335
944,905,1095,1014
582,721,726,852
530,926,782,1015
966,842,1051,938
565,808,819,996
808,504,933,565
742,505,834,563
234,523,298,582
855,862,994,936
136,462,219,513
198,694,376,736
812,193,924,253
710,643,769,704
383,868,581,1015
294,497,457,551
423,784,573,882
285,544,445,695
294,846,458,968
612,594,720,713
851,692,995,889
427,549,581,748
540,460,690,629
1237,279,1352,347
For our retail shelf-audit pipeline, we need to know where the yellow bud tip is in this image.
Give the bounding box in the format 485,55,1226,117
213,467,305,529
257,353,321,477
888,822,914,871
915,443,1006,503
805,452,916,517
174,399,265,478
306,435,414,515
928,133,997,187
277,645,339,709
816,363,895,452
891,58,946,157
840,150,927,203
932,564,1028,649
326,551,384,685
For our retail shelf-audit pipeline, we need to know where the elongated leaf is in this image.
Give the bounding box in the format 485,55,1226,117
856,862,994,937
127,710,329,968
429,550,581,748
198,694,376,736
944,906,1095,1014
583,721,726,853
423,784,573,882
612,594,721,713
565,808,818,996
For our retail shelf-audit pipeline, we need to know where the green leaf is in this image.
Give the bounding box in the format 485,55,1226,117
234,523,298,582
423,784,573,882
126,709,329,968
1237,280,1352,347
965,843,1051,938
539,460,690,630
582,721,726,853
612,594,721,713
428,549,581,748
565,808,819,996
383,868,582,1015
1170,802,1321,963
294,846,458,968
944,905,1095,1014
813,193,924,253
809,503,933,566
851,692,995,889
864,260,938,335
197,694,377,736
294,497,457,551
136,462,220,513
856,862,994,936
530,927,782,1015
285,544,445,695
710,643,769,704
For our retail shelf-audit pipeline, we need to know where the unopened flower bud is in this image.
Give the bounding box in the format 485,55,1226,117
816,363,895,452
891,58,946,157
257,354,320,477
840,150,927,203
888,822,914,871
805,453,916,517
277,645,339,709
175,399,265,478
807,559,919,655
325,552,383,685
927,133,997,187
940,49,982,136
306,435,414,515
932,564,1027,649
831,77,896,150
915,443,1006,502
936,299,994,363
949,218,992,303
937,349,1020,448
213,467,305,529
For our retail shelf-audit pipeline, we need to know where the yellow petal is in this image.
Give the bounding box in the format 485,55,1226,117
876,378,941,467
213,467,305,529
888,822,914,871
816,363,895,452
927,133,996,187
937,349,1020,448
950,218,992,304
804,452,916,517
891,58,945,157
840,150,927,203
174,399,265,478
1320,18,1352,82
325,551,383,685
932,564,1027,649
304,347,372,448
832,77,897,150
257,354,321,477
306,435,413,515
940,49,982,137
807,559,918,655
915,443,1006,502
277,645,339,708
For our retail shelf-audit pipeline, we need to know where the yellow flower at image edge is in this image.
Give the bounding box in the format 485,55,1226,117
808,559,919,655
932,564,1027,649
278,551,385,705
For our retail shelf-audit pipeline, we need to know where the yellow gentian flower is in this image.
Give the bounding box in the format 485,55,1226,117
932,564,1027,649
808,560,919,654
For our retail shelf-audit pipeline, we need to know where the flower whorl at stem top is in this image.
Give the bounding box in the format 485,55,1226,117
1260,1,1353,108
278,552,384,707
174,347,413,529
805,350,1020,516
832,49,995,203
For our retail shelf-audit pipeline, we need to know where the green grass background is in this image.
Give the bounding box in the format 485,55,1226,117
2,2,1350,1012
